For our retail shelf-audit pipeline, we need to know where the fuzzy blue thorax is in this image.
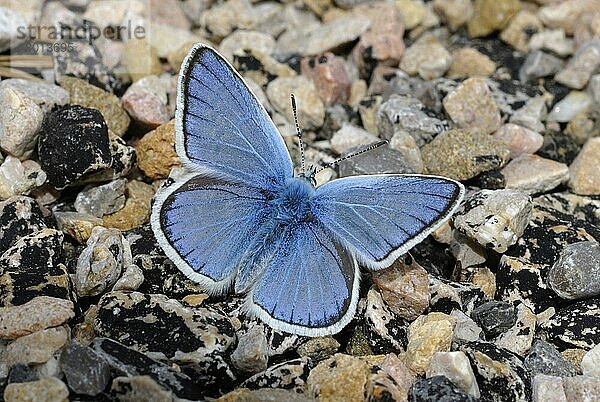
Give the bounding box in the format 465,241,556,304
270,177,316,225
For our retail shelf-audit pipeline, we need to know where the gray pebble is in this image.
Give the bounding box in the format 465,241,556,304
60,341,111,396
547,241,600,300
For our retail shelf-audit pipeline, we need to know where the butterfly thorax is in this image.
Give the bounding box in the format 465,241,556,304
270,177,316,225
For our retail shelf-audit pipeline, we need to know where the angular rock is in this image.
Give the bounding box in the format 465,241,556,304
0,87,44,159
3,377,69,402
467,0,520,38
267,76,325,130
568,137,600,195
102,180,154,231
529,28,574,57
547,240,600,300
555,40,600,89
519,50,564,83
409,376,477,402
364,288,409,354
218,30,275,62
231,324,269,374
547,91,592,123
74,179,126,218
429,277,490,316
54,211,102,244
562,376,600,401
306,353,371,401
426,351,480,398
241,358,310,392
400,36,452,80
532,374,568,402
0,156,46,200
0,196,50,253
509,96,547,133
421,128,510,181
302,16,371,55
500,10,543,52
433,0,473,31
405,312,456,375
218,388,314,402
492,123,544,158
451,310,483,344
0,296,74,340
0,78,69,114
524,340,578,378
6,326,69,367
136,120,180,180
494,302,536,356
581,343,600,377
59,340,111,396
447,47,496,79
330,123,379,155
297,337,340,361
502,154,569,194
471,300,516,339
301,53,351,106
537,130,581,165
443,77,502,134
541,298,600,350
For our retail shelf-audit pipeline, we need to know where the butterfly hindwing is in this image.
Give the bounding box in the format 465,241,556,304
151,173,270,294
177,44,293,190
312,174,465,270
246,221,359,336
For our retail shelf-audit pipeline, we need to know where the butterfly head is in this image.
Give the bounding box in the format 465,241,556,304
297,165,318,187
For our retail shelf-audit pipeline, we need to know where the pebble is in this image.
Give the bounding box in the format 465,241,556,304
471,300,516,339
338,143,420,176
372,257,429,321
241,357,310,392
87,134,137,184
421,128,510,181
330,123,379,155
121,77,170,130
0,7,26,53
532,374,567,402
306,353,371,401
432,0,473,31
7,363,38,384
429,278,489,317
200,0,274,39
0,296,74,340
230,324,269,374
364,288,408,354
555,40,600,89
0,87,44,160
519,50,565,83
547,91,592,123
59,340,111,396
528,29,574,57
3,377,69,402
547,241,600,300
376,95,449,146
6,326,69,367
60,77,130,137
74,179,127,218
581,343,600,377
492,123,544,158
112,263,144,292
0,196,49,253
135,120,180,180
563,376,600,401
219,388,314,402
0,156,46,200
37,105,111,190
443,77,502,134
404,312,456,375
0,79,69,114
447,47,496,79
400,36,452,80
302,16,371,55
509,96,547,133
409,376,477,402
74,227,133,297
121,38,163,81
266,76,325,130
388,131,424,173
426,351,480,398
542,298,600,350
301,53,351,106
145,23,200,60
54,211,102,244
500,10,544,52
467,0,521,38
568,137,600,195
502,154,570,194
102,180,154,231
494,302,536,356
110,375,173,402
297,337,340,361
219,30,275,62
454,189,532,253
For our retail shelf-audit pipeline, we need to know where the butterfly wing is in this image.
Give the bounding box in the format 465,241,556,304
176,44,293,190
246,222,359,336
151,173,270,294
312,174,465,270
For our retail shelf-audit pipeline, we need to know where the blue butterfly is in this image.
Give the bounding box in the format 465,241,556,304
151,44,465,337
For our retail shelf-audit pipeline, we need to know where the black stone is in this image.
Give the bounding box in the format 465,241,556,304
321,104,360,140
0,196,52,255
465,170,506,190
409,376,477,402
338,145,418,177
540,298,600,350
429,278,490,317
241,358,311,392
524,340,577,378
537,130,581,164
471,301,517,339
38,105,112,189
7,364,38,384
60,341,111,396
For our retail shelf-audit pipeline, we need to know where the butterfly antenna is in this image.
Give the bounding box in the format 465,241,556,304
291,94,305,172
315,140,388,174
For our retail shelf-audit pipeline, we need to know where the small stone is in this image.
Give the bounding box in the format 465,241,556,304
409,376,477,401
492,123,544,158
532,374,568,402
84,135,136,184
451,310,483,344
547,91,592,122
102,180,154,231
388,131,424,173
372,257,429,321
564,348,592,372
241,357,310,392
562,376,600,401
338,143,419,176
301,53,351,106
0,196,49,253
201,0,277,39
364,288,409,354
369,353,414,400
541,298,600,350
75,179,127,218
443,77,502,134
135,120,180,180
502,154,569,194
54,212,102,244
395,0,427,29
547,241,600,300
218,388,314,402
121,38,163,81
60,77,130,137
37,105,111,190
426,351,480,398
6,326,69,367
519,50,565,83
112,263,144,292
509,96,547,133
297,337,340,361
330,123,379,155
447,47,496,79
400,36,452,80
307,353,371,401
581,343,600,377
421,128,510,181
0,156,46,200
467,0,521,38
121,76,170,130
471,268,497,300
495,302,537,356
74,227,133,297
110,375,173,402
454,189,533,253
231,324,269,374
266,76,325,130
568,137,600,195
145,24,200,60
7,363,38,384
500,10,544,52
528,29,574,57
0,296,74,340
430,278,489,316
471,300,516,338
59,340,111,396
0,79,69,114
302,16,371,55
219,30,275,62
376,95,449,146
3,377,69,402
555,40,600,89
433,0,473,31
0,87,44,159
405,312,456,375
538,130,581,165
